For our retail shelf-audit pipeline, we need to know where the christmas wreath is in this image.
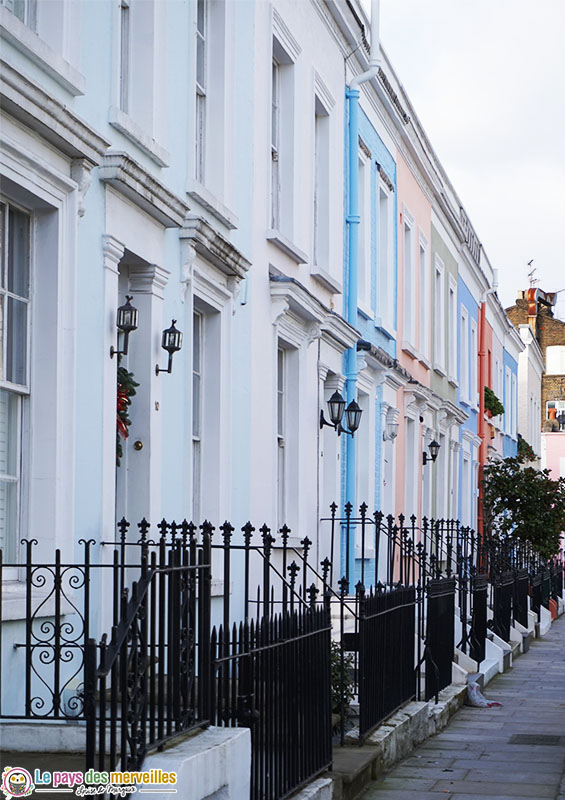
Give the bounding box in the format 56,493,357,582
116,364,139,466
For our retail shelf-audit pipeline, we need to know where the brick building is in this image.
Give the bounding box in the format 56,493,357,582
506,288,565,430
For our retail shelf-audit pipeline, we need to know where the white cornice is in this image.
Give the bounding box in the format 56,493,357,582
180,216,250,281
270,276,328,326
321,312,359,352
98,152,190,227
0,59,109,164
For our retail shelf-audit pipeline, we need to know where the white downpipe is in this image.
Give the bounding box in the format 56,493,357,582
350,0,380,89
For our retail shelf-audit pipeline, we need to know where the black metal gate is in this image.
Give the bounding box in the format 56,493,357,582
425,578,455,701
210,604,332,800
357,584,416,740
492,570,514,643
513,568,529,629
469,573,488,665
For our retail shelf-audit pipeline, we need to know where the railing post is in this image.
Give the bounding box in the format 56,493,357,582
198,526,212,723
84,638,98,770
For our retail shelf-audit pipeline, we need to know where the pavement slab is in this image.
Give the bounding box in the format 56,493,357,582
361,614,565,799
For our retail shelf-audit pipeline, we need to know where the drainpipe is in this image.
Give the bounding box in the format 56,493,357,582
477,269,498,542
344,0,380,574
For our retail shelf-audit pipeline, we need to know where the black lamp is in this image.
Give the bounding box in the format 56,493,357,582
320,391,363,438
110,295,138,358
343,400,362,436
422,439,440,466
155,319,183,375
327,391,346,426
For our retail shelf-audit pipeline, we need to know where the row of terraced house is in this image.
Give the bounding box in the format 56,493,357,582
1,0,564,797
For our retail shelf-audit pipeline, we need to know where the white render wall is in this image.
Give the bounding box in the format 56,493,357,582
517,324,543,457
0,0,525,634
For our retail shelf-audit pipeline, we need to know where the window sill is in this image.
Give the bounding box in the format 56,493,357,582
460,399,478,414
266,230,308,264
1,581,73,621
355,548,376,560
448,376,459,388
400,340,419,360
187,180,238,230
109,106,170,168
419,355,431,370
433,363,447,378
358,302,373,321
0,8,85,96
375,317,396,340
310,265,342,294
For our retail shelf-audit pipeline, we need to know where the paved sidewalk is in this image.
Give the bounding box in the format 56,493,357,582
362,614,565,800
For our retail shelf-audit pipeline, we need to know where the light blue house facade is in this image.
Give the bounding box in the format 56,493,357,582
457,275,480,529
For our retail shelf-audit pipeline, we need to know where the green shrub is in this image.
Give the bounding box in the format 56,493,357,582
484,386,504,417
330,640,355,715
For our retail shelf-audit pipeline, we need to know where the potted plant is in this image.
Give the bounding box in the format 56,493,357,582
484,386,504,418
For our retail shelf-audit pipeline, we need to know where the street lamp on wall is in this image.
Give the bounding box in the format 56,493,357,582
422,439,440,466
110,295,138,358
155,319,183,375
320,390,363,437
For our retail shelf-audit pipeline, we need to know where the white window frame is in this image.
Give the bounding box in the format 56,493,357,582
433,255,445,375
504,366,511,435
270,33,296,239
460,305,469,404
0,199,31,563
402,210,416,351
376,181,394,334
1,0,36,28
119,0,131,114
192,308,203,522
511,372,517,438
313,94,330,272
418,233,429,362
275,339,299,531
470,319,478,408
189,278,229,524
358,149,372,314
1,134,78,579
447,275,457,382
195,0,207,185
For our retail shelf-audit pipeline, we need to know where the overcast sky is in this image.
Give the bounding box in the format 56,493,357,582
376,0,565,319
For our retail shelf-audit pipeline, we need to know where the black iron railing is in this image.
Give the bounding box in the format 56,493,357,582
424,577,456,701
469,573,488,665
2,507,563,800
357,583,416,739
513,568,529,629
551,561,564,599
210,603,332,800
491,570,514,643
530,572,542,620
85,535,211,771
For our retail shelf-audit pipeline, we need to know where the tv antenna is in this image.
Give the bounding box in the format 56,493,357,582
527,260,538,287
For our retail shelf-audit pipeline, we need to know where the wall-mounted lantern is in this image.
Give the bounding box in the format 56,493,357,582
320,390,362,438
110,295,138,358
422,439,440,466
155,319,183,375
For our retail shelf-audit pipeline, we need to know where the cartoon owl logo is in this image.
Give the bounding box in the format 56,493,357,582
1,767,34,798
